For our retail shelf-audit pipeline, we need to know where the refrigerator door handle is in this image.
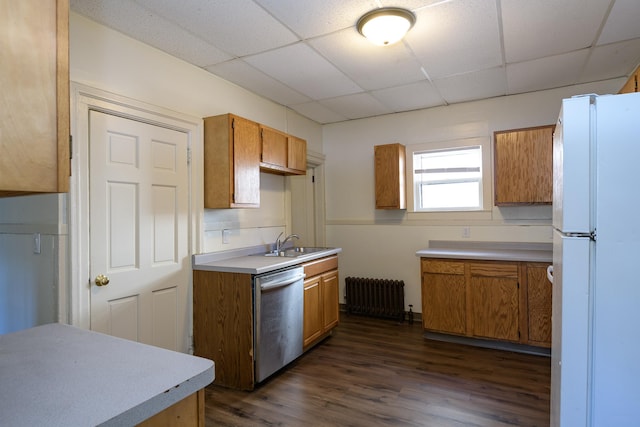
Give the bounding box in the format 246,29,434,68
546,265,554,283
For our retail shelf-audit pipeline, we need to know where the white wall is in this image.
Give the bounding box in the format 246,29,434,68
323,80,624,312
69,12,324,253
0,194,66,333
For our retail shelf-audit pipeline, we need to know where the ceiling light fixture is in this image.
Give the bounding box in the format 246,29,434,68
357,7,416,46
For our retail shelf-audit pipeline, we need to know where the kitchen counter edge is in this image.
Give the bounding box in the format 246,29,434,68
416,240,552,263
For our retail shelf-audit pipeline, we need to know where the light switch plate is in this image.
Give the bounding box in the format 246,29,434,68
222,229,230,244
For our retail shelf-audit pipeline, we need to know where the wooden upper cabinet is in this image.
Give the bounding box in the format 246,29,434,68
374,143,406,209
260,125,288,172
259,125,306,175
0,0,70,197
203,114,260,208
287,135,307,174
619,64,639,94
493,125,554,206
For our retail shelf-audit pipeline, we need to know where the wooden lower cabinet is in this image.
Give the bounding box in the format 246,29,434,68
421,259,466,335
524,263,552,347
303,256,339,349
469,262,519,342
192,270,254,390
193,256,340,391
138,389,205,426
421,258,551,347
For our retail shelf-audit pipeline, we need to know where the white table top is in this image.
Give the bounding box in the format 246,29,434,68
0,323,214,426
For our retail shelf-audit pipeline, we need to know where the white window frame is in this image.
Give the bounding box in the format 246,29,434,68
406,137,493,220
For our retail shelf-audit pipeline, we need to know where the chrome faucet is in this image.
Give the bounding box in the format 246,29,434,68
274,232,300,252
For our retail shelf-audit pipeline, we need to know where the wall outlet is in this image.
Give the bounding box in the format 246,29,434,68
462,226,471,238
222,229,230,244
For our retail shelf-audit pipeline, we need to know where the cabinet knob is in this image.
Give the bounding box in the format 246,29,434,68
95,274,110,287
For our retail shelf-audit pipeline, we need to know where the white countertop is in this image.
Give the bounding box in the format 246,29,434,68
416,240,553,263
0,323,214,426
193,246,342,275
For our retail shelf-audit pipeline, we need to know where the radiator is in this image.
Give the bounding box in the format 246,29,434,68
345,277,405,322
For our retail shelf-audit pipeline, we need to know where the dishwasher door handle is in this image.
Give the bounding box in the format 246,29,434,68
260,273,306,291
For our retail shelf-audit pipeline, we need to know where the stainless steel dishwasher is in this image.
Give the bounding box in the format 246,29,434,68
254,265,305,383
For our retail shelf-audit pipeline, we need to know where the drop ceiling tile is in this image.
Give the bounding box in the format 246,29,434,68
406,0,502,79
289,102,348,124
244,43,363,100
206,60,311,106
254,0,378,39
507,50,590,94
319,93,393,120
502,0,610,63
371,81,444,112
309,29,426,91
580,39,640,83
433,67,507,104
598,0,640,45
70,0,233,67
133,0,298,56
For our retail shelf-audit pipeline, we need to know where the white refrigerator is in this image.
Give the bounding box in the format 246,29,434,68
550,92,640,426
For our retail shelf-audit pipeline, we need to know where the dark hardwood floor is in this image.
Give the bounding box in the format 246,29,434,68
204,314,551,426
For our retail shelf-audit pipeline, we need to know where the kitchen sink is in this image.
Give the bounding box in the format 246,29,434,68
258,247,329,257
287,246,328,254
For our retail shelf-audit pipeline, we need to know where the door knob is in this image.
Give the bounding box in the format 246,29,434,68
95,274,110,287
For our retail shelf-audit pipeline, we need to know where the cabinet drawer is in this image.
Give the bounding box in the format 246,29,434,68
303,255,338,278
421,259,465,275
469,262,518,278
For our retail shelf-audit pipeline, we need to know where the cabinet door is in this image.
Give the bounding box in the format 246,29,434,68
494,125,554,205
260,126,288,171
232,116,261,206
321,270,339,331
374,143,406,209
421,259,466,335
526,263,552,347
469,262,519,341
619,65,639,94
0,0,69,196
619,75,637,94
287,135,307,174
303,276,323,347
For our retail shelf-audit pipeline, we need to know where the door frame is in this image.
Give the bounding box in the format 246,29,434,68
286,151,326,247
68,83,203,336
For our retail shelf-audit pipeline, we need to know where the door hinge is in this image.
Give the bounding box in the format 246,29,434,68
517,282,520,289
69,135,73,160
187,147,191,165
312,175,315,183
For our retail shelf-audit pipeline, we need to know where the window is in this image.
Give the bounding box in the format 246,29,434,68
407,138,491,214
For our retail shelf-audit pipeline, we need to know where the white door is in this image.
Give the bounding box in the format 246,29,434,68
290,168,315,246
89,110,190,352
